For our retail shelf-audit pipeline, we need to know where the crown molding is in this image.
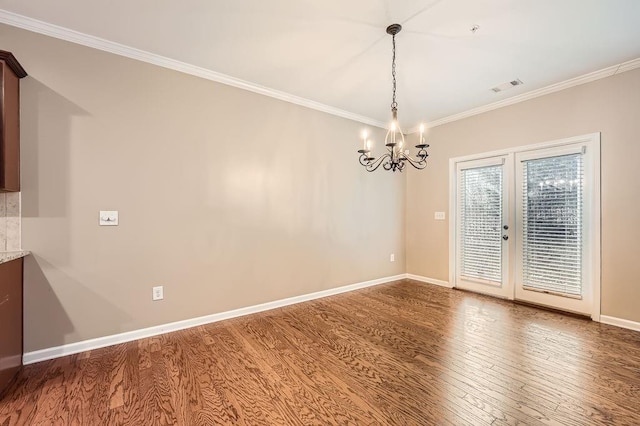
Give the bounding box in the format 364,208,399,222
615,57,640,74
1,10,638,133
425,57,640,130
0,10,387,129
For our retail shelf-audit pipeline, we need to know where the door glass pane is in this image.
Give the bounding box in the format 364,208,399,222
459,165,503,284
522,154,583,296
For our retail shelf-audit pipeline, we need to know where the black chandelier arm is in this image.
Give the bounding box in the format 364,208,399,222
403,156,427,170
358,152,371,167
416,147,430,162
361,153,391,172
400,150,429,170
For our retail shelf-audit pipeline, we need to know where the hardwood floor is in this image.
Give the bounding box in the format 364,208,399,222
1,279,639,425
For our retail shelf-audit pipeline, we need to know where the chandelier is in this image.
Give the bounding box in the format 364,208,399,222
358,24,429,172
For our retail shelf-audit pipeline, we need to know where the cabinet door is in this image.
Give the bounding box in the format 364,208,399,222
0,61,21,192
0,258,23,393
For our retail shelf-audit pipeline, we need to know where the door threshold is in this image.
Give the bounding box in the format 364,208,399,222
454,287,590,319
514,299,591,320
453,286,511,300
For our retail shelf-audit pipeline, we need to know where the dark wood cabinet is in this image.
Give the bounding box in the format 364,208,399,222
0,51,27,193
0,258,23,395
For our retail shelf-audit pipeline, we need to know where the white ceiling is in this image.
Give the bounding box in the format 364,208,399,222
1,0,639,129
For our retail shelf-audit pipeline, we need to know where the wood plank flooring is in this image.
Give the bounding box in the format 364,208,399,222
1,279,639,425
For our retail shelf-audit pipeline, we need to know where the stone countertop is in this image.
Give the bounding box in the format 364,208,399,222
0,251,30,265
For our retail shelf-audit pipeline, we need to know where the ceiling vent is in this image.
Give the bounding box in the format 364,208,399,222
491,79,523,93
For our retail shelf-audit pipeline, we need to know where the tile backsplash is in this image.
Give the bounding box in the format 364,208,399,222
0,192,21,251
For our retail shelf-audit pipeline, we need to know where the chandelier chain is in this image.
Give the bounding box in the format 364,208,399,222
391,34,397,110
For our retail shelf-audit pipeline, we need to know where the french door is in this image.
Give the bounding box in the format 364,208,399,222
455,155,513,298
451,134,600,318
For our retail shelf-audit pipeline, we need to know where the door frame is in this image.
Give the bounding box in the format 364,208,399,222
448,133,601,320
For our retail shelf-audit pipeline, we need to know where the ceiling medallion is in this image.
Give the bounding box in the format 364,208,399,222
358,24,429,172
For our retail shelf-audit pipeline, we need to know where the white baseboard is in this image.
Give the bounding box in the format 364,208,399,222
405,273,453,288
600,315,640,333
23,273,406,365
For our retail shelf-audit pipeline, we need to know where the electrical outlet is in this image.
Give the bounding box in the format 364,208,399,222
390,253,395,262
152,286,164,301
434,211,446,220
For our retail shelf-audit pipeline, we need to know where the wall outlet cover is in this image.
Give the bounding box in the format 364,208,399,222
435,212,446,220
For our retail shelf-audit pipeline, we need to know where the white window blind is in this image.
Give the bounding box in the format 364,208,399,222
459,165,503,284
522,154,583,297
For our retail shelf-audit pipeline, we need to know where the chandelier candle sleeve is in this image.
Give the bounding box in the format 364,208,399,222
357,24,430,172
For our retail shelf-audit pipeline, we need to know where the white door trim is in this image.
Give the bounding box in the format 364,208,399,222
449,133,601,320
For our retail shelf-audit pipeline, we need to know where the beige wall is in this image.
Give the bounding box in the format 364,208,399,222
2,22,638,352
407,67,640,323
0,25,405,352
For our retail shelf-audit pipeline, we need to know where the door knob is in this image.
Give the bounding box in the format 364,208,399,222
502,235,509,240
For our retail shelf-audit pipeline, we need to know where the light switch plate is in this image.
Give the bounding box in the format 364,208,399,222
434,212,446,220
99,210,119,226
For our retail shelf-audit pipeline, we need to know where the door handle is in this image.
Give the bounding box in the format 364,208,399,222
503,225,509,230
502,235,509,240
